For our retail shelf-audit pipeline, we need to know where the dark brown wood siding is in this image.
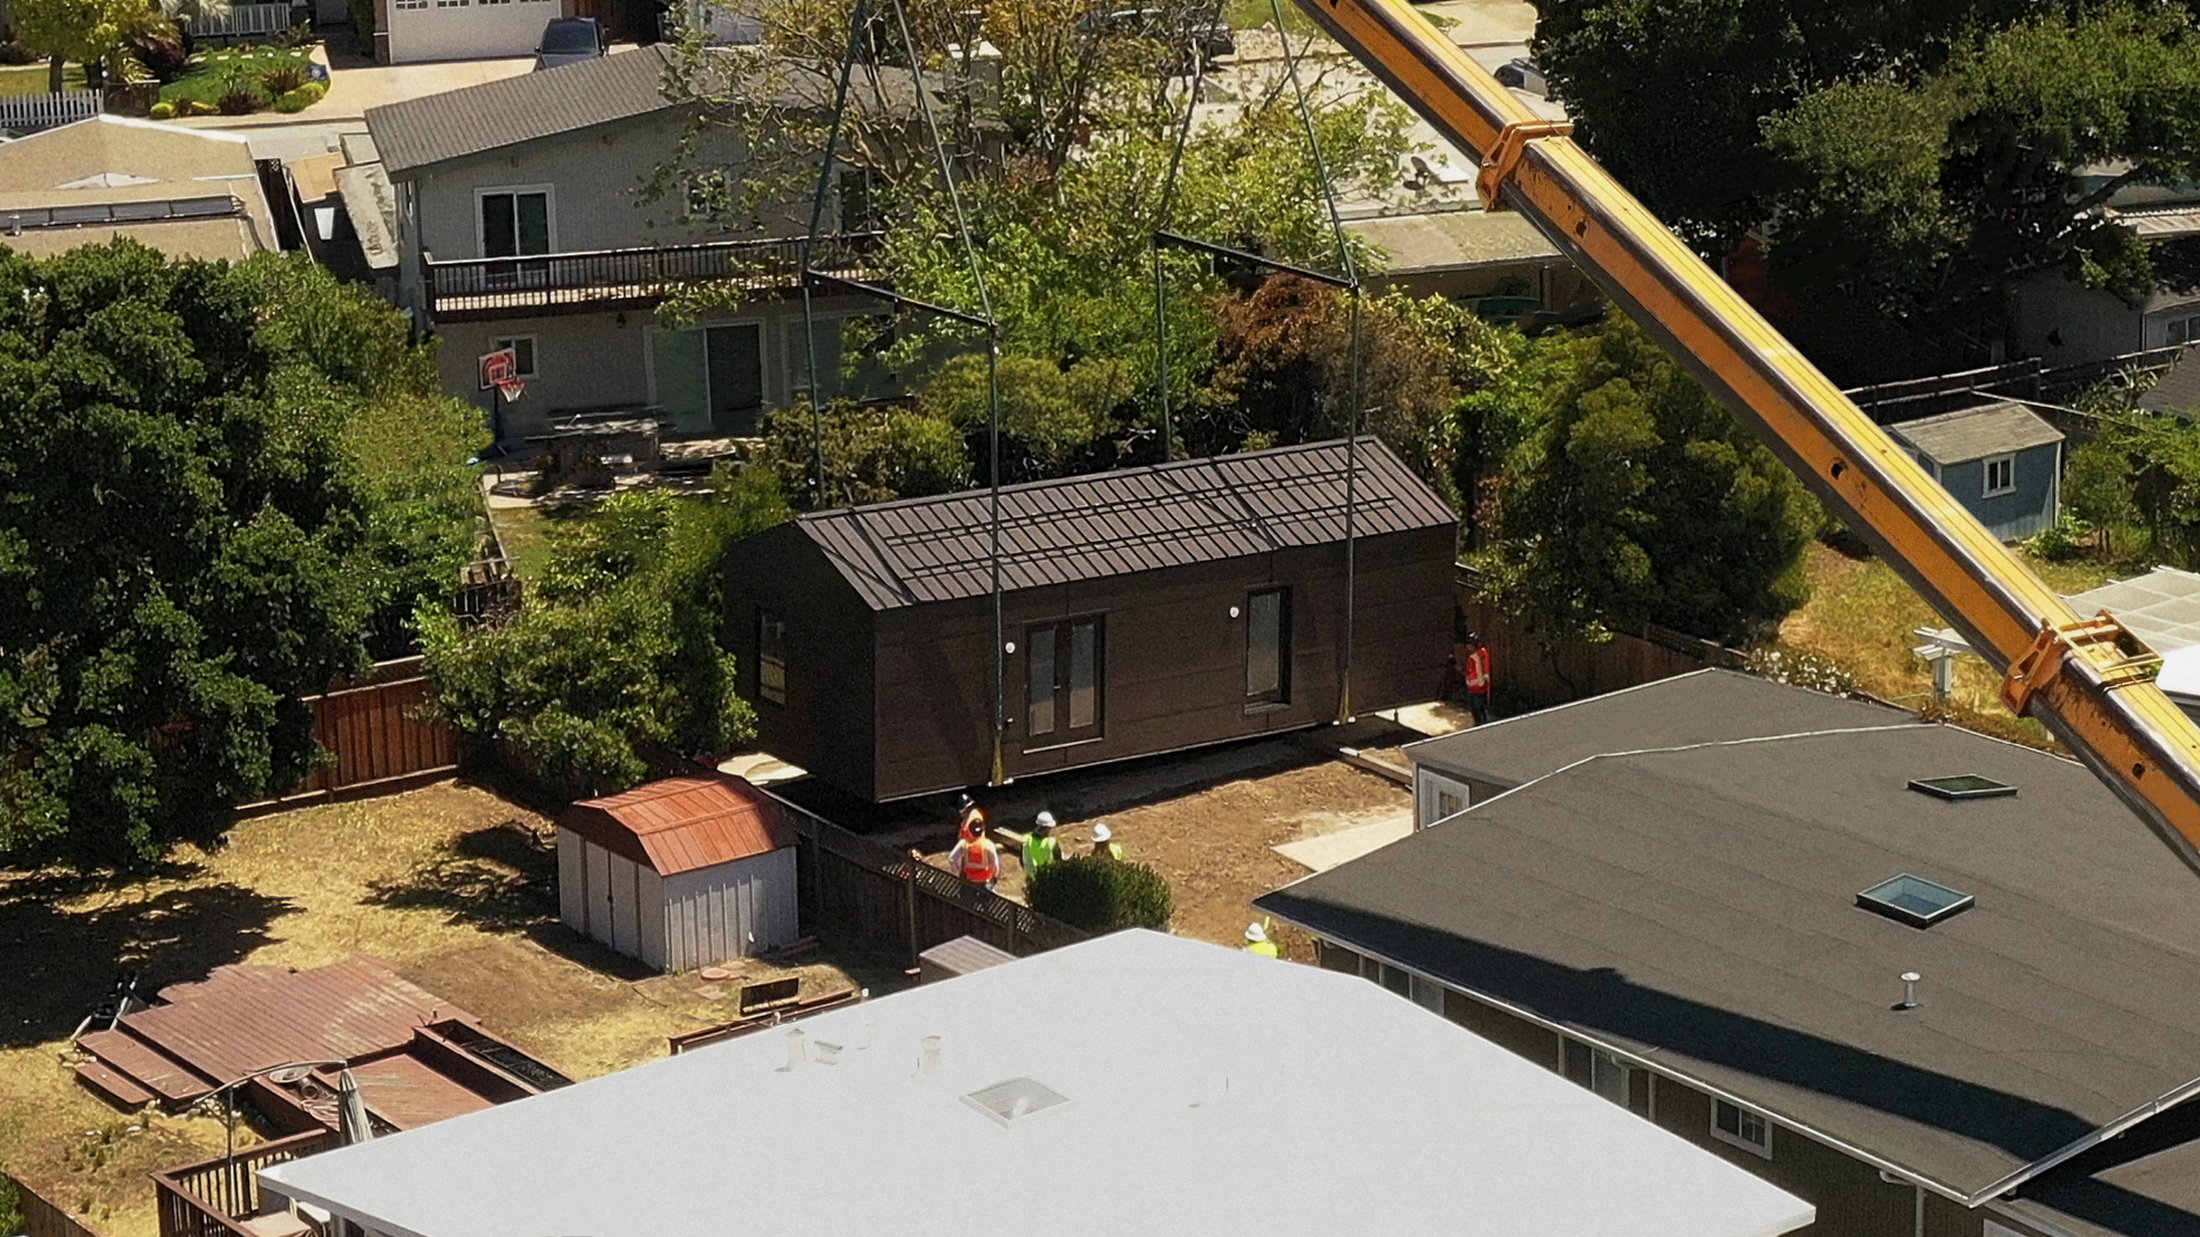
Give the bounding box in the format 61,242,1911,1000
725,523,876,800
863,524,1455,800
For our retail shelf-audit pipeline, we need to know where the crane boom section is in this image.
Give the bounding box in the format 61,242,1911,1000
1293,0,2200,873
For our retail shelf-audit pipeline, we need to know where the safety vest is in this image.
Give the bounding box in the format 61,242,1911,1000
1095,842,1123,861
1025,834,1060,875
1463,646,1491,692
960,838,1000,883
1246,940,1280,958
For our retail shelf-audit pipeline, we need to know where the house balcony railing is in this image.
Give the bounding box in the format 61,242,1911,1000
423,232,884,323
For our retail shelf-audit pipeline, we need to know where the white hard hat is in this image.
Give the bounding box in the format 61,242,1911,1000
1245,922,1267,943
1091,823,1113,843
1034,811,1057,830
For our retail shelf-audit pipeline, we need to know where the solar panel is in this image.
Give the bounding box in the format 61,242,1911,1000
1857,873,1975,928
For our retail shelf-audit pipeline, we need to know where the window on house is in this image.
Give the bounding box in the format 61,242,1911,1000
1407,974,1445,1014
1436,788,1465,819
393,0,427,9
1027,616,1103,744
478,188,551,258
2169,314,2200,346
787,316,895,405
1711,1099,1773,1158
1982,453,2016,498
838,164,877,232
757,609,786,705
1245,587,1291,706
491,336,537,378
1563,1040,1631,1106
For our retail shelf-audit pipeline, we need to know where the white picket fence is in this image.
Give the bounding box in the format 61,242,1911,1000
0,89,102,133
187,2,296,38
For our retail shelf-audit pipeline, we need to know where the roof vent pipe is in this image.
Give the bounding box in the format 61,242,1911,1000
920,1035,941,1074
784,1027,806,1071
1897,972,1922,1011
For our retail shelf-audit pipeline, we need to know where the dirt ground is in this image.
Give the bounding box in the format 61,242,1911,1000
914,744,1414,961
0,782,900,1236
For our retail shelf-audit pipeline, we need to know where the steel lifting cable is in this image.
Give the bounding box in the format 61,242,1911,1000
1149,44,1210,462
799,0,1011,783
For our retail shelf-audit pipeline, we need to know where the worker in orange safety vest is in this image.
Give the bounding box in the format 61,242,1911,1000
948,812,1001,889
1458,632,1492,726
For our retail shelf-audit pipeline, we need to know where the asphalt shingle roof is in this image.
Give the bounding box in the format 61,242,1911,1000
795,437,1457,610
1888,400,2064,465
1260,723,2200,1202
2140,346,2200,415
1407,668,1914,789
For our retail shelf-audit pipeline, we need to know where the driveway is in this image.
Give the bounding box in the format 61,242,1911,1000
178,51,536,130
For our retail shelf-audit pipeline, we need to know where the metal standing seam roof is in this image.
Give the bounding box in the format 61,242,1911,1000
1887,401,2065,465
1260,724,2200,1205
796,437,1457,610
561,775,797,876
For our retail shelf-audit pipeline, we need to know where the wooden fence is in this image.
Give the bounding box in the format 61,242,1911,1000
1841,345,2186,422
758,785,1088,963
0,89,101,133
238,656,456,814
186,2,295,38
151,1131,336,1237
5,1172,99,1237
1455,566,1745,712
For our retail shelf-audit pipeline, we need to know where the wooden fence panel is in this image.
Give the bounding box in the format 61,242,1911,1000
0,90,101,132
1455,570,1743,712
239,657,457,814
7,1172,99,1237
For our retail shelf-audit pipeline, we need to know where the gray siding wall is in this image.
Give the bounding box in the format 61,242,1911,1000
1315,939,2031,1237
658,848,798,971
1935,442,2060,542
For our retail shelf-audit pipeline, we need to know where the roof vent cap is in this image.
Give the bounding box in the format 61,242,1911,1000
961,1076,1070,1128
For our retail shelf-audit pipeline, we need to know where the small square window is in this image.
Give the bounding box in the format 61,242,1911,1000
1712,1098,1772,1158
1982,453,2016,498
1858,873,1975,928
492,336,537,378
1908,774,2015,801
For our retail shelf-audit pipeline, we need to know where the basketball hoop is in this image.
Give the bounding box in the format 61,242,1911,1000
478,346,517,391
493,375,527,403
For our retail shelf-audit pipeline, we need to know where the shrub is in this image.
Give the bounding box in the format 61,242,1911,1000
2025,515,2092,563
1029,855,1174,933
217,85,261,114
298,79,326,101
0,38,37,67
148,100,176,119
261,59,309,95
272,88,311,113
281,18,317,48
130,25,192,81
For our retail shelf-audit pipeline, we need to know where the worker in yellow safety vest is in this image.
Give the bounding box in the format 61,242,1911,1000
1024,811,1063,880
949,815,1001,889
1244,922,1280,957
1089,822,1123,861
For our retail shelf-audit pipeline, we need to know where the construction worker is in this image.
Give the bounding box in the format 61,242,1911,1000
1244,922,1279,958
1089,822,1123,861
1024,811,1063,880
955,792,986,837
1459,632,1493,726
948,820,1001,890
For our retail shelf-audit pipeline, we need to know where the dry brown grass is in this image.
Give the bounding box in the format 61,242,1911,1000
0,782,891,1236
1773,542,2123,748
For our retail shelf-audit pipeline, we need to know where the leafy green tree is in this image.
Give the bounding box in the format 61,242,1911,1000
1477,318,1816,644
1029,854,1173,932
758,398,973,507
13,0,164,87
420,480,786,799
0,244,480,865
2062,438,2141,560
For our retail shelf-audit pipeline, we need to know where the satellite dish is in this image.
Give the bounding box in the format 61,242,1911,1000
266,1066,312,1086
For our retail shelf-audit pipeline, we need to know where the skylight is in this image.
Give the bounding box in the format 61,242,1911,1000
1857,873,1975,928
1907,774,2015,801
961,1077,1070,1127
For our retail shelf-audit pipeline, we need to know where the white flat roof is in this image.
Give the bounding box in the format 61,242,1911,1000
263,931,1813,1237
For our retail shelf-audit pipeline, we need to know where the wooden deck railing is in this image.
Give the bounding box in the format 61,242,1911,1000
152,1130,337,1237
424,232,883,322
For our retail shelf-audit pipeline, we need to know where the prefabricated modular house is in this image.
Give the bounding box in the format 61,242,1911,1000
723,438,1459,802
557,774,799,972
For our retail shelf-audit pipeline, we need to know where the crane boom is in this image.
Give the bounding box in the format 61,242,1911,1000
1293,0,2200,874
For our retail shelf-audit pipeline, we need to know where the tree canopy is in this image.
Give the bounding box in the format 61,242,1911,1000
0,243,485,866
1476,317,1817,644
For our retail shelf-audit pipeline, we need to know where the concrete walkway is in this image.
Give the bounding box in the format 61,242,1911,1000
176,48,534,129
1273,809,1415,872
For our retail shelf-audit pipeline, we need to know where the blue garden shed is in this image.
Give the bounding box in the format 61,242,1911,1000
1888,401,2065,542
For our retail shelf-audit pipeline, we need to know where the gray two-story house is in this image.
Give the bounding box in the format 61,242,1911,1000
1888,401,2065,542
365,48,902,445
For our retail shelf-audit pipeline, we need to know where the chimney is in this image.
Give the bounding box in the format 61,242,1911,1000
1897,972,1922,1011
783,1027,806,1070
920,1035,942,1074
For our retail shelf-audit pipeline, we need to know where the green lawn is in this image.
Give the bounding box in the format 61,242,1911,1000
159,47,314,110
0,61,89,98
486,500,597,581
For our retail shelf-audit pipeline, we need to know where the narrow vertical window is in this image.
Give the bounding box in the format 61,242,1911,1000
757,609,786,705
1068,618,1098,730
1027,617,1104,745
1245,587,1290,705
1028,629,1056,738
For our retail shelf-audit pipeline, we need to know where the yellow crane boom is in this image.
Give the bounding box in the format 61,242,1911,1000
1294,0,2200,873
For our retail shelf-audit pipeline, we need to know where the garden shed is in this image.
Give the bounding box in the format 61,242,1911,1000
1887,401,2065,541
556,774,799,973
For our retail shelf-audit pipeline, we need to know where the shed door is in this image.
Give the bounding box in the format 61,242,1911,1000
584,843,613,948
608,854,643,957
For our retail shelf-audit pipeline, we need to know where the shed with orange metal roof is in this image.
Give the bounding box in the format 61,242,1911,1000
556,774,800,972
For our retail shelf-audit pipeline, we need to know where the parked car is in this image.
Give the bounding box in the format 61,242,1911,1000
534,17,609,71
